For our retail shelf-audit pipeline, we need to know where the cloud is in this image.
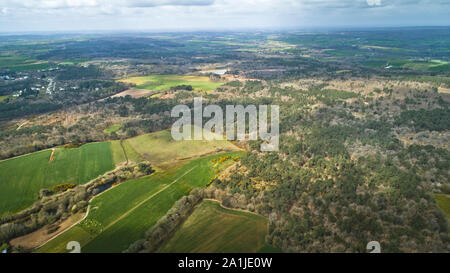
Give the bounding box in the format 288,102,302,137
126,0,215,8
367,0,381,6
0,0,215,10
0,0,449,31
0,0,446,12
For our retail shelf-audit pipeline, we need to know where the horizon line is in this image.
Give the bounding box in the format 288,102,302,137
1,25,450,36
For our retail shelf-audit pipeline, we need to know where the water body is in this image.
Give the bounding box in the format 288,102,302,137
201,69,228,75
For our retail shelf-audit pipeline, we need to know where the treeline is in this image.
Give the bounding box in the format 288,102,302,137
170,85,193,91
0,79,35,96
125,188,204,253
0,100,61,120
56,65,103,81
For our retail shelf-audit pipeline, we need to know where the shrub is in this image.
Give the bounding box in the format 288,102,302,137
138,163,155,175
64,143,81,149
52,184,76,192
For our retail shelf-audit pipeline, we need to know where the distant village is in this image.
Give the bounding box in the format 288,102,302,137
0,67,82,99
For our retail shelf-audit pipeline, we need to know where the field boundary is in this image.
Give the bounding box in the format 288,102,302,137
0,148,52,163
203,199,263,217
103,166,198,230
16,120,29,130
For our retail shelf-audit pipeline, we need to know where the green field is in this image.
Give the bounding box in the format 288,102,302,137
0,142,115,216
37,152,242,253
123,129,238,167
110,129,235,167
403,60,449,71
103,124,123,135
58,59,90,65
119,75,223,92
120,139,143,163
435,194,450,219
0,54,53,72
8,62,50,72
159,200,270,253
110,140,127,165
109,139,143,165
363,59,449,72
0,58,50,72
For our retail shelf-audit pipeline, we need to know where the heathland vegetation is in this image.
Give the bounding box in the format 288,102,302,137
1,28,449,253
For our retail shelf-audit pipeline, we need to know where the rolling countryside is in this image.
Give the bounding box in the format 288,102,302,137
1,1,449,257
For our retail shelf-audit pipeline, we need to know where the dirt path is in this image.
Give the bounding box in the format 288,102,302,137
31,205,95,252
11,212,85,250
49,148,56,162
16,120,29,130
98,88,158,101
203,199,262,217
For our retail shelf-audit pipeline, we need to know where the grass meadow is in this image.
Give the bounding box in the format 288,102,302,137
119,75,223,92
123,130,238,167
0,142,115,215
159,200,270,253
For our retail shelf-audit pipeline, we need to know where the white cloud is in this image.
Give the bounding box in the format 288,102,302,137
0,0,449,31
0,0,215,10
367,0,381,6
126,0,214,7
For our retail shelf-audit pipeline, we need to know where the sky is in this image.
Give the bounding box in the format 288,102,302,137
0,0,449,32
